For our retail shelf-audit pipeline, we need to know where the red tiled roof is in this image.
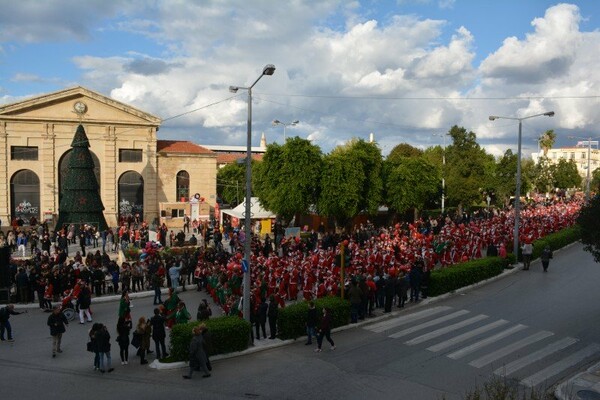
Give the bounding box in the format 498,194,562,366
157,140,214,155
217,153,263,164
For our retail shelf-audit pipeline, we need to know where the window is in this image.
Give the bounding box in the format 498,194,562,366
119,149,143,162
582,152,586,159
176,170,190,201
11,146,38,160
171,209,185,218
570,152,575,159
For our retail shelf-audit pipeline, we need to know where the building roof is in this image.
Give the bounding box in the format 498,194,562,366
216,153,263,165
157,140,214,155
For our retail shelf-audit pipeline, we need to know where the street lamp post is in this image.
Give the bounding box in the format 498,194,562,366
272,119,299,142
489,111,554,258
434,133,448,214
229,64,276,323
568,136,599,202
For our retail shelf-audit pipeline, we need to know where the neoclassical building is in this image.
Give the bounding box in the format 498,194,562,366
0,86,217,229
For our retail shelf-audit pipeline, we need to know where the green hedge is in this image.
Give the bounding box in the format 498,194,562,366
278,296,351,340
428,257,509,297
517,225,581,261
169,316,251,362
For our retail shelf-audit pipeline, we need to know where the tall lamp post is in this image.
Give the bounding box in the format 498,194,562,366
272,119,299,142
489,111,554,257
434,133,449,214
568,135,599,202
229,64,276,323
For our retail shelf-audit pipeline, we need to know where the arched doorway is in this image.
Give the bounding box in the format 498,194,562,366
10,169,40,225
176,170,190,202
118,171,144,223
58,149,101,204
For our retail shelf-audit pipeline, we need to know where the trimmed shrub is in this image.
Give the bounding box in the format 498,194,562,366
428,257,507,297
169,316,251,362
278,296,350,340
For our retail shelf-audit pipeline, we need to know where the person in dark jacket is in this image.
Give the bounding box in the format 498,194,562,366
78,282,93,324
89,322,102,370
183,325,210,379
267,295,278,339
347,279,363,323
305,301,317,345
256,297,268,340
409,261,423,302
47,305,68,357
384,274,397,312
150,308,168,359
95,324,114,373
315,307,335,353
116,317,132,365
540,245,553,272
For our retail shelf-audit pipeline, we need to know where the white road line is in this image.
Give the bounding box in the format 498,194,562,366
366,306,452,333
389,310,470,339
494,337,579,377
405,314,489,345
469,331,554,368
447,324,528,360
521,343,600,387
427,320,509,352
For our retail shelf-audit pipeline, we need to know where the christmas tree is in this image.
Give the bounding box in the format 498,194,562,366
55,124,108,232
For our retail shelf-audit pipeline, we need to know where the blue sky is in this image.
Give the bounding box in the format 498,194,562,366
1,0,600,156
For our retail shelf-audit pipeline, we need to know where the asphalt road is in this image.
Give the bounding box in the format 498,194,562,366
1,242,599,400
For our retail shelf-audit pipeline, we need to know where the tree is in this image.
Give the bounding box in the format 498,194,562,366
387,143,423,164
592,168,600,191
318,139,383,226
385,157,439,216
551,159,582,189
253,137,323,221
55,124,108,231
538,129,556,156
444,126,488,210
488,150,518,206
216,162,247,206
578,194,600,263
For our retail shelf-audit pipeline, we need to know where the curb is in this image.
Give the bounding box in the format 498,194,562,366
555,360,600,400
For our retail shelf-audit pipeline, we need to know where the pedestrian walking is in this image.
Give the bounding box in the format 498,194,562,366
47,305,68,357
134,316,151,365
522,240,533,270
0,304,25,341
315,307,335,353
95,324,114,373
116,317,132,365
540,245,553,272
77,282,93,324
305,301,317,345
88,322,102,371
150,308,168,360
256,297,268,340
183,325,210,379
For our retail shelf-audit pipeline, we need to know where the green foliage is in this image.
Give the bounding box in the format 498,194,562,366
428,257,509,297
578,194,600,263
445,126,488,209
551,158,582,189
387,143,423,163
592,168,600,191
216,162,247,206
277,296,350,340
385,157,440,213
318,139,383,224
253,138,323,220
490,150,518,206
169,316,251,361
538,129,556,157
123,244,141,261
461,375,550,400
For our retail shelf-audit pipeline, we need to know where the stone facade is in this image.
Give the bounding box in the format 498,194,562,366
0,86,216,230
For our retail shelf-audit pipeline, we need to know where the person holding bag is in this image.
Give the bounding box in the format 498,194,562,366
116,316,132,365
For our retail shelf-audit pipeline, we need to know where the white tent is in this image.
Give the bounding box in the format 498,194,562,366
221,197,276,220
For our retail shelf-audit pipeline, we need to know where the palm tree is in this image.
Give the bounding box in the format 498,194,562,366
538,129,556,156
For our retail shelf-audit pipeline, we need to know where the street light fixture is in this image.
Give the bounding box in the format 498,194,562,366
488,111,554,258
568,135,600,202
229,64,276,323
272,119,299,142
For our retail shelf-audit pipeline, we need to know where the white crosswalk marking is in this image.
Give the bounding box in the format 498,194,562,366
469,331,554,368
494,337,579,377
405,314,489,345
521,343,600,387
366,306,452,333
389,310,470,339
447,324,527,359
427,319,509,352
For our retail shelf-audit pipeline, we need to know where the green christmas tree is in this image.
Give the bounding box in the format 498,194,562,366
55,124,108,232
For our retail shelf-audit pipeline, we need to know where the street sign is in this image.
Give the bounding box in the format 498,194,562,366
242,259,249,273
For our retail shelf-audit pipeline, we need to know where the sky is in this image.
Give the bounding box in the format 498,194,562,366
1,0,600,157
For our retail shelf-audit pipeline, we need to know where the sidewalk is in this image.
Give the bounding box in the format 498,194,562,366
555,361,600,400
